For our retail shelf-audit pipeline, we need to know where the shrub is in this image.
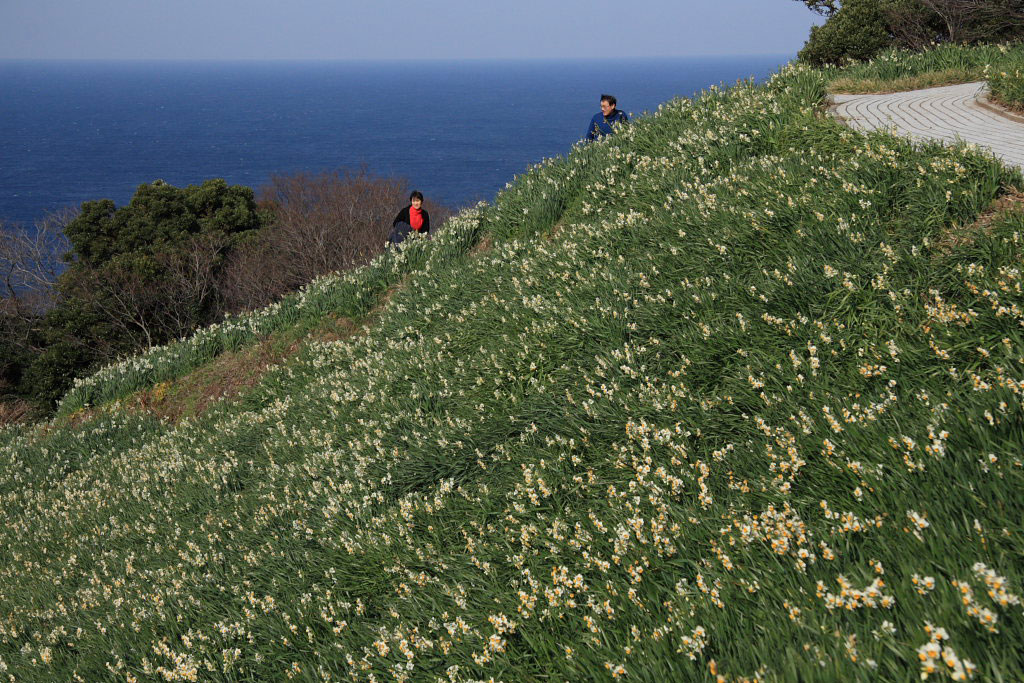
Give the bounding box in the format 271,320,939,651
799,0,895,66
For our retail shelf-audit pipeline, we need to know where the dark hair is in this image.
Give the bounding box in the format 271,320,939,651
600,94,617,107
409,190,424,202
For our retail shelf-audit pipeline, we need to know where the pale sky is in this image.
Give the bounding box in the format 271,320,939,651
0,0,821,60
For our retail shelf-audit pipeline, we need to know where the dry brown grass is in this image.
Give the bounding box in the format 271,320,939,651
829,69,981,94
131,343,283,422
129,314,361,423
470,234,494,256
310,314,359,343
935,187,1024,255
0,399,34,426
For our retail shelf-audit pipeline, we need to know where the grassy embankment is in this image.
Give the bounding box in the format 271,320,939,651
828,42,1024,112
988,53,1024,113
1,53,1023,681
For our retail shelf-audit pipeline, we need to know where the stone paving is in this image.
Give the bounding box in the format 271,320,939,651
830,82,1024,170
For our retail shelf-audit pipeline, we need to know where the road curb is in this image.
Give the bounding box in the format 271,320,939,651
975,93,1024,125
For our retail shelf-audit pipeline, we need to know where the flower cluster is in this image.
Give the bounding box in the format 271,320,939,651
917,624,976,681
0,53,1022,681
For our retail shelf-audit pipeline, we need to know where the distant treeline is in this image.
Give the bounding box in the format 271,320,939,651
794,0,1024,65
0,170,450,419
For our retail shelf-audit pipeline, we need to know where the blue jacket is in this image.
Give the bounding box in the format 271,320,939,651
585,109,628,141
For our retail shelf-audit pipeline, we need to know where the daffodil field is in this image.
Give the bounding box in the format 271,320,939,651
988,52,1024,110
2,56,1024,682
827,42,1024,96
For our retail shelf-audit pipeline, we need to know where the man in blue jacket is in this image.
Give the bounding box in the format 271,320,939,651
585,94,629,141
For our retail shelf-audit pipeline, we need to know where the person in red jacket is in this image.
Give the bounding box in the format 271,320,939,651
389,191,430,246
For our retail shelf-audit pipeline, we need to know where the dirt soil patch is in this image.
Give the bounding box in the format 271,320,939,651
471,234,494,255
131,314,360,423
935,188,1024,255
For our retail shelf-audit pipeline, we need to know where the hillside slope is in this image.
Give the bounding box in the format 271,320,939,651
1,63,1023,681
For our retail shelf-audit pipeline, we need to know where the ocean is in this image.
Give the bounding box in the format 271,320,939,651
0,56,792,226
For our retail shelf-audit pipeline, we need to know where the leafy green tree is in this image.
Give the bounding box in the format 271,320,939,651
798,0,894,65
793,0,840,15
0,308,30,398
794,0,1024,65
64,178,261,266
25,178,265,406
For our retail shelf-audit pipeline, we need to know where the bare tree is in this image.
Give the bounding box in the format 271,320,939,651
885,2,944,49
74,233,229,352
1,210,73,395
916,0,1024,42
259,168,406,283
0,208,73,313
882,0,1024,47
216,241,279,314
154,234,229,339
0,296,40,356
218,168,451,315
75,266,161,350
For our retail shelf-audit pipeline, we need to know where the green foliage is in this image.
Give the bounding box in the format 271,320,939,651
797,0,1024,67
0,339,26,399
840,41,1022,81
798,0,894,66
0,313,29,393
61,198,116,267
23,179,264,407
826,41,1024,94
64,178,261,267
2,58,1023,680
988,50,1024,109
18,340,95,407
793,0,840,15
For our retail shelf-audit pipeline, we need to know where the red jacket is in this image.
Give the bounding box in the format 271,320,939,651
392,205,430,233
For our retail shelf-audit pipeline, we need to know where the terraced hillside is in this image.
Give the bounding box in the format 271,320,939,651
1,61,1023,681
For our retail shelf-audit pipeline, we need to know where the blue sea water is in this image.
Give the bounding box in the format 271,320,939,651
0,56,792,226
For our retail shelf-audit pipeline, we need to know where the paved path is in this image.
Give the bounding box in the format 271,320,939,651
830,82,1024,170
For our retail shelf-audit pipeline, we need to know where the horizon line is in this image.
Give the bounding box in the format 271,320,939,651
0,53,796,64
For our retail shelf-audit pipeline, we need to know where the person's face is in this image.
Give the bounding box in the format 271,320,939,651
600,99,615,116
411,197,423,209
